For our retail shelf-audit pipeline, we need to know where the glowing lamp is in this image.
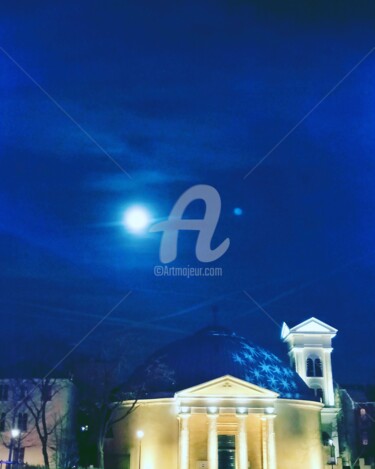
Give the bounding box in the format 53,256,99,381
236,407,248,415
11,429,20,438
136,430,144,439
207,407,218,414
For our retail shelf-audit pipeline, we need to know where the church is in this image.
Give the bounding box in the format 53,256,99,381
105,317,371,469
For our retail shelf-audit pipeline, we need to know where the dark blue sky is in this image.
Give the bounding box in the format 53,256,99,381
1,0,374,383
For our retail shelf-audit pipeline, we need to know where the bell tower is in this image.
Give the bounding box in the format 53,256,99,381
281,317,337,406
281,317,339,456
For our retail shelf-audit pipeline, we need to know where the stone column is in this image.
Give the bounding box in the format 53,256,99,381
323,348,335,406
179,414,190,469
266,415,277,469
236,415,248,469
331,414,340,458
261,417,268,469
207,414,218,469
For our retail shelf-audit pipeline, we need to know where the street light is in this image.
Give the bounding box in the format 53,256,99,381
11,429,20,439
136,430,144,469
328,439,336,469
9,428,21,467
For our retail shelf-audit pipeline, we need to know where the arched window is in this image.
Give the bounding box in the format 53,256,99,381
315,358,323,377
306,358,314,377
306,356,324,377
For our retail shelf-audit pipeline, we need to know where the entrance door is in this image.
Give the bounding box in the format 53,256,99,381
218,435,236,469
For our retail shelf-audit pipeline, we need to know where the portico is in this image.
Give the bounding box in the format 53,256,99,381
176,375,278,469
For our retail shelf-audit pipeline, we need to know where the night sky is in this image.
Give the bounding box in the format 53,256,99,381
1,0,375,385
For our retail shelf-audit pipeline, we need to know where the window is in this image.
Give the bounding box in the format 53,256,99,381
314,358,323,377
13,447,25,463
322,431,331,446
306,357,323,377
42,385,52,401
306,358,314,377
18,386,27,401
0,385,9,401
0,413,6,432
316,388,324,402
18,413,28,432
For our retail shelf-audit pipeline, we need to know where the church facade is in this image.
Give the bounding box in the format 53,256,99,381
105,318,370,469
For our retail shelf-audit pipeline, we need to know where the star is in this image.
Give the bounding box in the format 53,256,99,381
242,352,256,363
281,379,291,390
260,350,274,361
232,353,245,365
260,363,272,373
268,376,278,388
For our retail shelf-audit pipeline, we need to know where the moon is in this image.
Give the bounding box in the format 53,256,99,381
123,206,151,233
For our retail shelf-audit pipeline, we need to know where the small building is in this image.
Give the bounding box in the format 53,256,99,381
0,378,76,468
338,385,375,467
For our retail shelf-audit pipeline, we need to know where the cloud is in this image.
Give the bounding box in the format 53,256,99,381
87,169,194,192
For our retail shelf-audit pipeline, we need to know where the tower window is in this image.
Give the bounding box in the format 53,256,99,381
306,358,314,377
306,357,323,377
314,358,323,377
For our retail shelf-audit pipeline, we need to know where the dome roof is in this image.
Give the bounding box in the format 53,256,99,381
128,326,315,401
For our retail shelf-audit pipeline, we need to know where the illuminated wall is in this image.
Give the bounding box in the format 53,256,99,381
275,400,324,469
107,399,179,469
106,395,324,469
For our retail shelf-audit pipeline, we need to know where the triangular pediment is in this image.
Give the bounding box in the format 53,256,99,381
175,375,278,399
281,322,290,339
289,317,337,335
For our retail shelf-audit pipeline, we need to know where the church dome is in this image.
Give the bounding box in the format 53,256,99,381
128,326,315,401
